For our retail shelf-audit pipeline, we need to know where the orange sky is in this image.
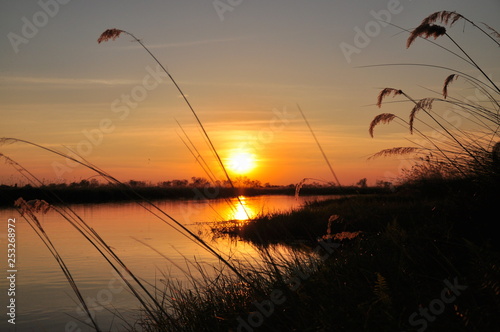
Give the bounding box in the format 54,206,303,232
1,0,499,186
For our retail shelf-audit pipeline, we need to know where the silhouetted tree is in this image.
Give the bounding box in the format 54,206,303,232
356,178,368,188
171,179,189,187
190,177,210,187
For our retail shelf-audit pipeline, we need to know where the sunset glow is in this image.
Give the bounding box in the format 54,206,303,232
0,3,498,331
227,151,256,175
0,1,498,187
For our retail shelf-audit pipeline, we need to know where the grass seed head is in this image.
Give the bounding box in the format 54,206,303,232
14,198,51,217
421,11,464,27
369,113,397,138
407,24,447,48
377,88,404,108
369,147,420,160
409,98,434,134
98,29,125,43
443,74,459,99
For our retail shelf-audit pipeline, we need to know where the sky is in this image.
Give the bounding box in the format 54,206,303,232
0,0,499,186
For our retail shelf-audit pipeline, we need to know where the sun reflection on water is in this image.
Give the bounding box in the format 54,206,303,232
226,196,257,221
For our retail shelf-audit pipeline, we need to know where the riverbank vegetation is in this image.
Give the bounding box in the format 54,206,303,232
2,10,499,331
0,178,388,207
140,10,500,331
189,179,500,331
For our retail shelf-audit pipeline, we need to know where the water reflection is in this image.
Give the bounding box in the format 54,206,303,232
0,194,340,331
229,196,257,221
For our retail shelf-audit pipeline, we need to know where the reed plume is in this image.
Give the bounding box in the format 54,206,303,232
442,74,458,99
97,28,250,219
420,11,464,27
97,29,124,43
407,11,499,92
409,98,434,134
418,10,500,47
377,88,403,108
407,24,447,48
368,147,420,160
374,272,392,306
369,10,499,179
369,113,397,138
407,11,466,48
374,86,482,167
15,198,51,217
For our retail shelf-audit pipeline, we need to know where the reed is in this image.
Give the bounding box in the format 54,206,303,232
3,152,182,328
2,10,499,332
368,113,397,138
213,192,500,330
369,11,500,182
408,11,500,92
97,29,249,219
0,140,261,330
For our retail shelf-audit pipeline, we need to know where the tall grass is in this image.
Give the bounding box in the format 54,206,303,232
97,29,249,219
4,149,336,330
0,26,305,331
1,10,499,332
0,140,260,330
14,198,102,331
368,11,500,182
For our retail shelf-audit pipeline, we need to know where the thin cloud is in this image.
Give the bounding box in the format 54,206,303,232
0,76,137,87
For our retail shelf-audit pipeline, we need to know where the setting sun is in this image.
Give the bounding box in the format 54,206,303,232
227,151,256,175
1,2,498,329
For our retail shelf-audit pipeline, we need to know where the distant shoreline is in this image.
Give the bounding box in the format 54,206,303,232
0,185,389,208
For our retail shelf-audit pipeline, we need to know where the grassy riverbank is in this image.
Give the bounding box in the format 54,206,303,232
217,177,498,247
139,177,499,331
4,9,498,331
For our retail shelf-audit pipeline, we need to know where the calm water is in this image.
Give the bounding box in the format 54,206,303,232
0,195,338,331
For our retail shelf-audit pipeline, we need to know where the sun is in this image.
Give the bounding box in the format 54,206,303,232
227,151,256,175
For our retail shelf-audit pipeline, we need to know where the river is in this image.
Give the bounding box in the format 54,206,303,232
0,194,338,331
